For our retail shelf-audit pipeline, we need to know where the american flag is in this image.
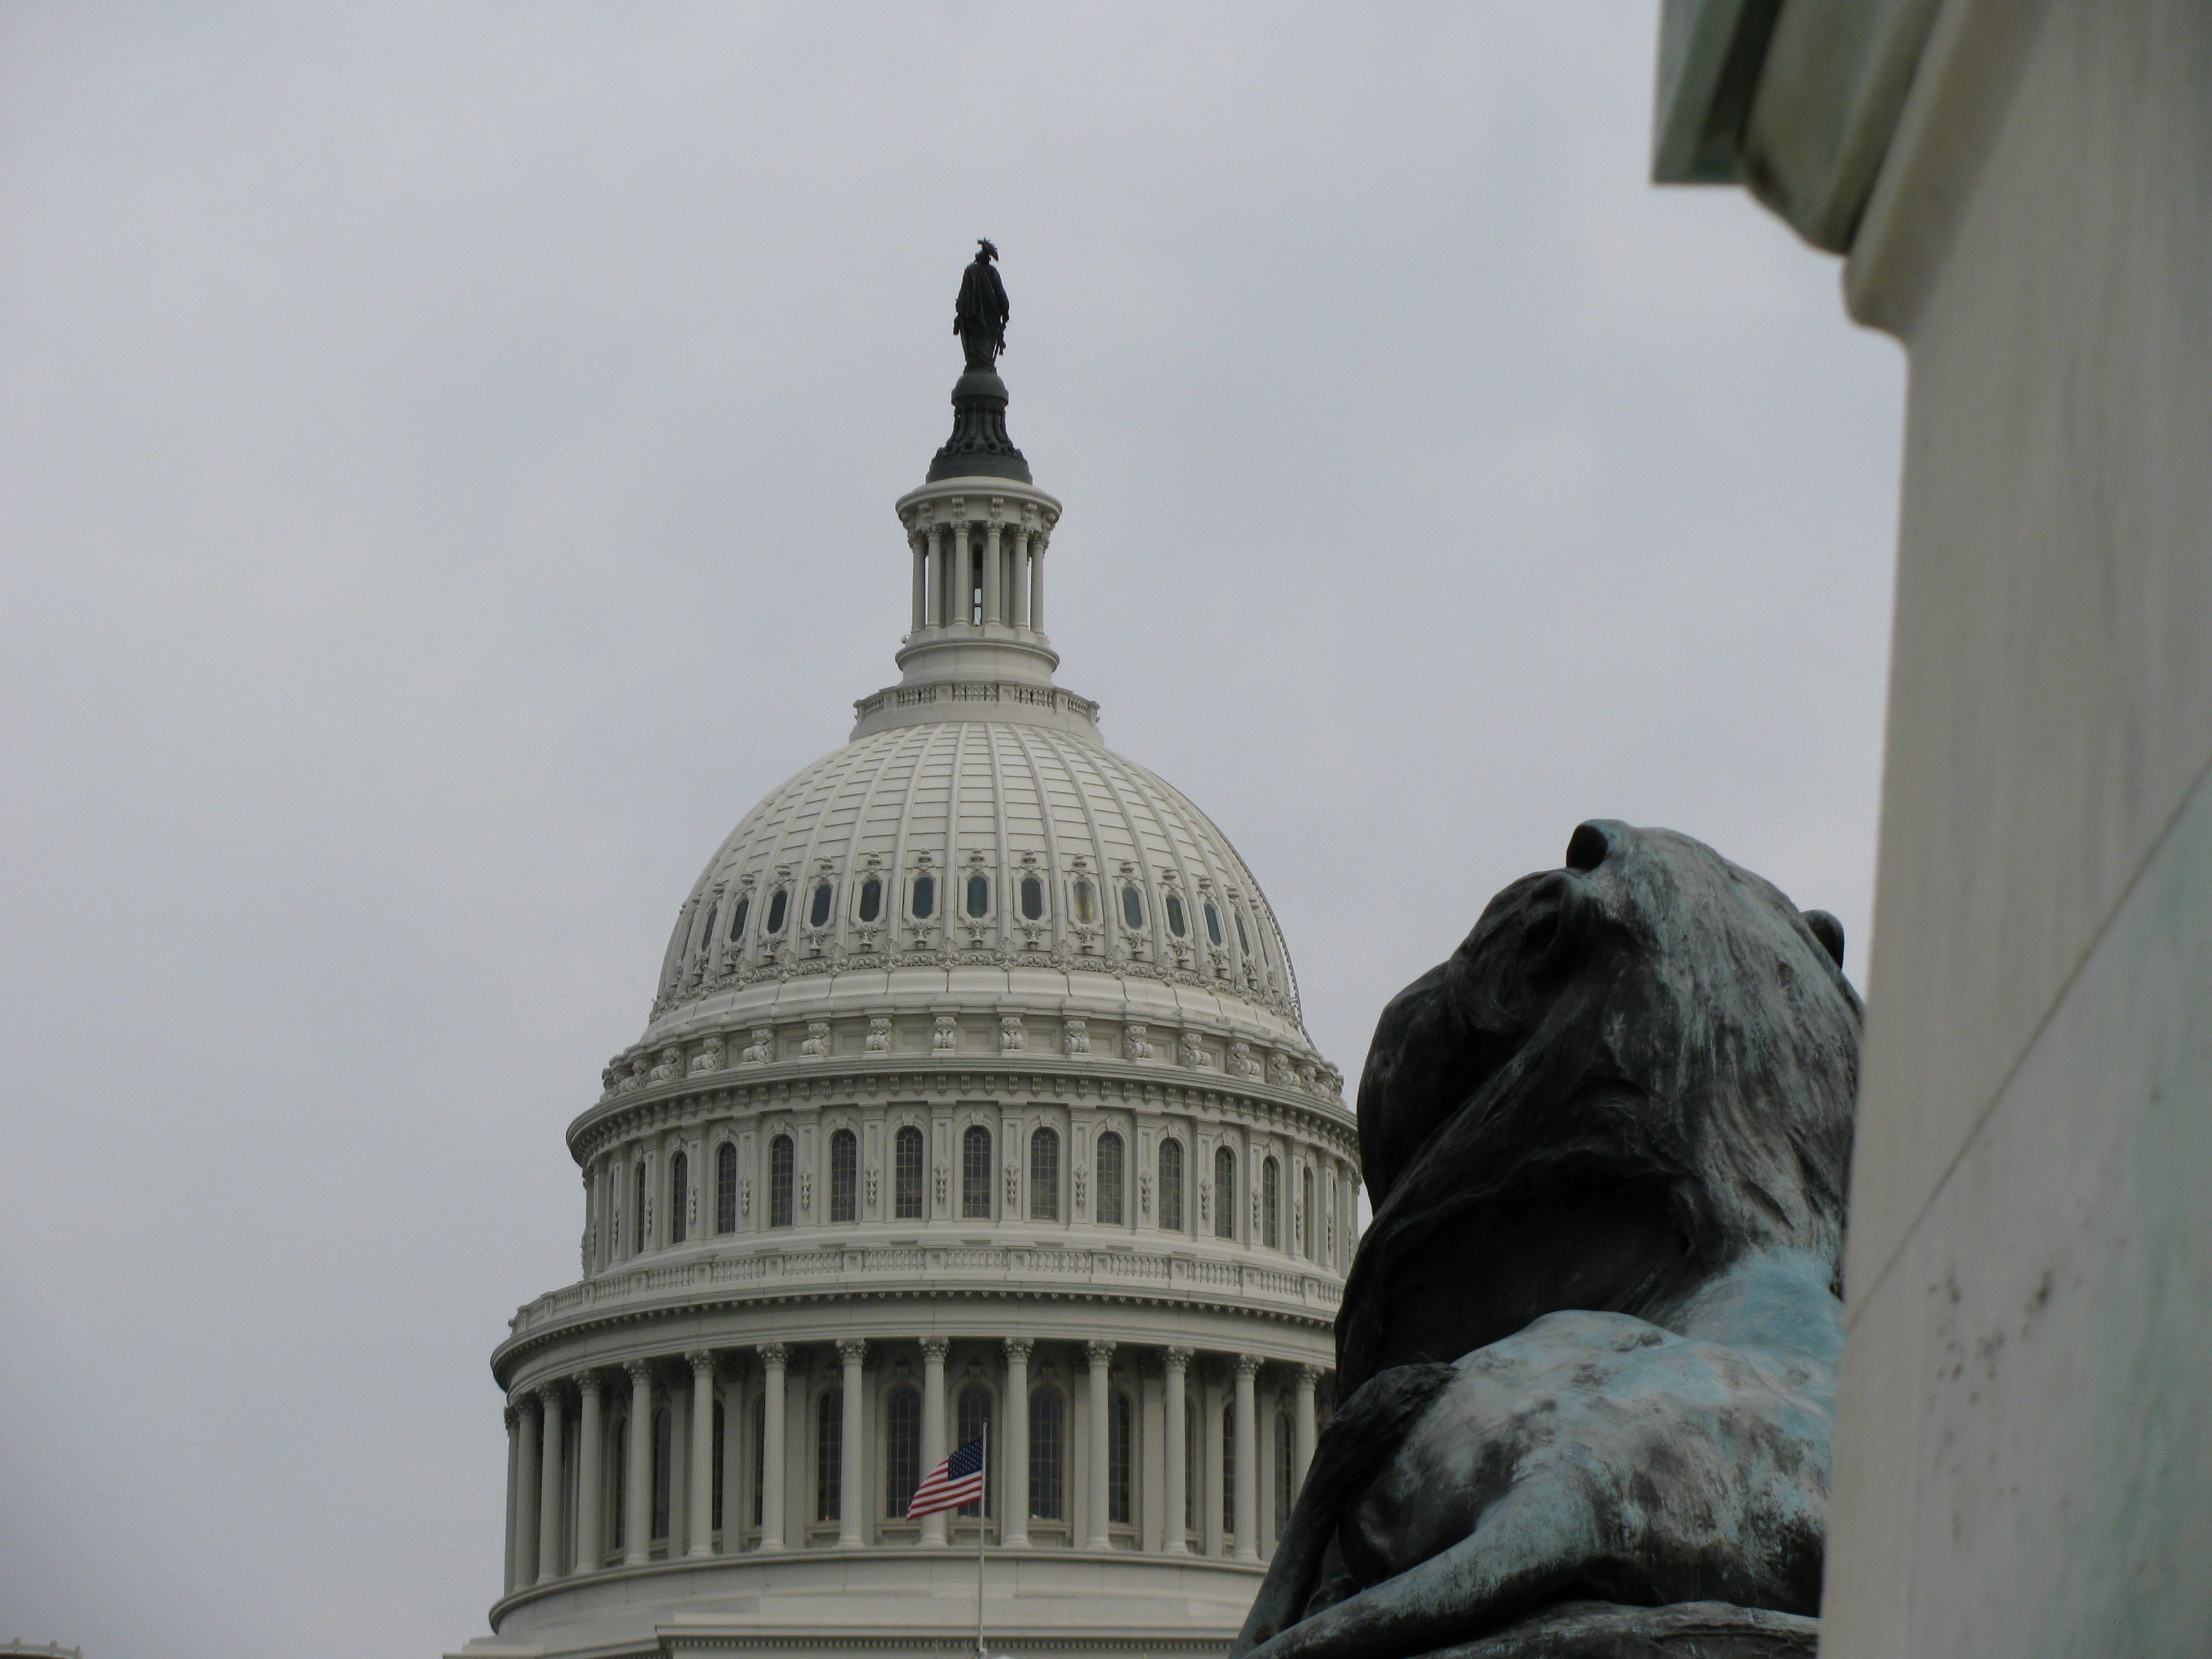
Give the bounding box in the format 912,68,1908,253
905,1434,987,1519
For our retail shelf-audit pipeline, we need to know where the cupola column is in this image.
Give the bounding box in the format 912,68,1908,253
502,1404,526,1591
949,520,971,627
622,1361,653,1566
837,1340,869,1547
1002,1337,1033,1547
919,1337,950,1546
686,1352,718,1557
1029,534,1047,631
1085,1341,1116,1550
757,1343,789,1551
512,1395,541,1589
1010,529,1031,632
1232,1354,1262,1562
910,530,928,634
982,520,1003,623
574,1372,605,1573
1161,1348,1190,1555
536,1382,568,1583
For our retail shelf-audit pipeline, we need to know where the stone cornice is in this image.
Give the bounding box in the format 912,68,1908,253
568,1055,1357,1167
491,1245,1340,1388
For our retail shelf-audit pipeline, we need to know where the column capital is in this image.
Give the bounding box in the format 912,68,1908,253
1084,1339,1117,1367
758,1341,789,1368
504,1403,522,1429
685,1349,717,1377
1234,1352,1265,1379
920,1336,951,1362
623,1358,654,1386
837,1338,869,1366
537,1379,566,1406
1002,1336,1034,1364
1294,1363,1323,1386
574,1370,605,1400
1162,1345,1194,1369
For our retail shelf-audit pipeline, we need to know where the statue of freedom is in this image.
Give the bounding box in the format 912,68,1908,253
954,239,1011,371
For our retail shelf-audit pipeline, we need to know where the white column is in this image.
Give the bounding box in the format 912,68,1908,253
837,1339,867,1547
575,1373,605,1573
1232,1355,1261,1561
687,1352,717,1557
536,1383,566,1583
721,1365,747,1551
1161,1347,1190,1555
1292,1365,1319,1502
503,1404,525,1592
1010,531,1031,632
1028,534,1046,630
513,1397,541,1590
623,1361,653,1566
982,520,1003,624
757,1343,788,1551
1085,1340,1115,1550
667,1379,689,1557
910,531,927,634
1002,1337,1032,1546
950,521,971,626
920,1337,950,1546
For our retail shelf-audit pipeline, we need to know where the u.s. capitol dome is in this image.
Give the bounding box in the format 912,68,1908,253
456,291,1357,1659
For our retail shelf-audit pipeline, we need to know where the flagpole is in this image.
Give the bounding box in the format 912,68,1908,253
974,1429,989,1659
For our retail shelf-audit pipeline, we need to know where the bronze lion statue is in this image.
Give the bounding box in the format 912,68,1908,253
1234,821,1860,1659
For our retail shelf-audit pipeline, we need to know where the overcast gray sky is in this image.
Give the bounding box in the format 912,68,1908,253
0,8,1903,1657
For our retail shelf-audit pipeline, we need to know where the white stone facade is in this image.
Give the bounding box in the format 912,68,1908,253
456,394,1354,1659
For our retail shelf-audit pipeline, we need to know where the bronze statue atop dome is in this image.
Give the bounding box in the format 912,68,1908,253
954,239,1010,370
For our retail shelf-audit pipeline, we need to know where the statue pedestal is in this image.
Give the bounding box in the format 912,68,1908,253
1426,1601,1817,1659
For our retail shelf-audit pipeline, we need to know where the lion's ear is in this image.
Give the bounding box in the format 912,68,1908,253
1802,910,1846,970
1564,822,1612,871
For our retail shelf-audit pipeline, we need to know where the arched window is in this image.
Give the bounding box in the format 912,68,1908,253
653,1406,675,1541
1166,892,1187,937
1214,1146,1237,1240
1204,901,1223,946
1095,1132,1125,1226
1109,1390,1134,1525
961,1125,992,1219
669,1150,689,1244
1029,1126,1060,1221
1234,910,1252,956
1299,1166,1313,1258
830,1128,858,1223
730,894,749,942
1029,1388,1064,1521
858,876,883,922
1121,885,1144,930
894,1125,925,1219
1262,1156,1280,1249
1274,1411,1295,1544
1158,1139,1185,1232
769,1135,794,1229
765,888,789,934
1020,874,1045,921
966,872,990,919
817,1388,843,1521
885,1385,922,1518
957,1383,993,1516
911,874,936,919
634,1160,648,1253
716,1141,737,1234
700,904,719,952
809,881,834,929
1221,1401,1236,1547
1072,878,1097,924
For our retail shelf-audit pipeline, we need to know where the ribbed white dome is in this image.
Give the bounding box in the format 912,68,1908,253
637,715,1317,1057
